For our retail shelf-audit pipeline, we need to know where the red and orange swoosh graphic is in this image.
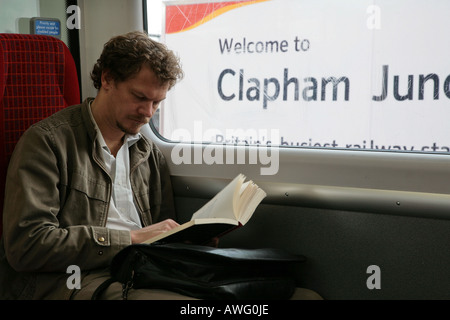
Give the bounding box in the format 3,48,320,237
165,0,270,34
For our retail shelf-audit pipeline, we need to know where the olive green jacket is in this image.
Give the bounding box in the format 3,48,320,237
0,98,176,299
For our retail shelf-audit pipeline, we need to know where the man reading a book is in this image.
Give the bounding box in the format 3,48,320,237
0,31,195,300
0,31,321,301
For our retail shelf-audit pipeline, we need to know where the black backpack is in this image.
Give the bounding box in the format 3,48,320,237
92,243,305,300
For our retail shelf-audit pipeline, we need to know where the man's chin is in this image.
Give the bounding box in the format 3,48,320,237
118,123,144,136
125,128,142,135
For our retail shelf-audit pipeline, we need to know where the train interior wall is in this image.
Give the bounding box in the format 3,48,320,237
174,193,450,300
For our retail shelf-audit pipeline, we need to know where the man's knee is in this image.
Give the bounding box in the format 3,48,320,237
290,288,323,300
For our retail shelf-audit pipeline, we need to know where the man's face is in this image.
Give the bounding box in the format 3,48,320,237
102,66,169,136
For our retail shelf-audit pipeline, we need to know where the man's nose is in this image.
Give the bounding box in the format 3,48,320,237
140,101,156,118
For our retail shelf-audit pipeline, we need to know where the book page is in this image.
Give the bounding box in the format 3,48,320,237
234,179,267,225
238,186,267,225
191,174,244,221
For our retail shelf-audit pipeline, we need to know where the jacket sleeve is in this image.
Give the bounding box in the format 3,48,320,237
155,147,177,222
2,125,131,273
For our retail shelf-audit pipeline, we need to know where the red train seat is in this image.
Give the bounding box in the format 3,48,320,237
0,34,80,237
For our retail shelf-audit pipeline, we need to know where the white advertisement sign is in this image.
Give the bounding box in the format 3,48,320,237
161,0,450,152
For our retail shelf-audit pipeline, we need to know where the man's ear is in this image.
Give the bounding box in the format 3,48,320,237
101,71,114,90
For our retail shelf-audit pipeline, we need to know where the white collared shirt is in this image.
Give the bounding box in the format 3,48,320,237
89,103,143,231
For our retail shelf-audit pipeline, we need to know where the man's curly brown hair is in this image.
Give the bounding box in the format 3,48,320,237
90,31,183,90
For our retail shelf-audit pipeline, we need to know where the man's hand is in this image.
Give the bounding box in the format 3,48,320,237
130,219,180,244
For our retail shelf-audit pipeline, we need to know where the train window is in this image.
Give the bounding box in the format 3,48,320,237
146,0,450,154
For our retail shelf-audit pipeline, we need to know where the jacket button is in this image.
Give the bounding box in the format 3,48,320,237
98,236,105,242
98,251,103,255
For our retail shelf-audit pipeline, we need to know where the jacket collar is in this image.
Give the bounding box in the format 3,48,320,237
81,97,98,143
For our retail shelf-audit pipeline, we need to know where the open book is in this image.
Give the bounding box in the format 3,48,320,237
143,174,267,245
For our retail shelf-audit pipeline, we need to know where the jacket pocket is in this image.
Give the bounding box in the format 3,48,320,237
133,184,153,213
59,171,109,227
70,170,108,201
